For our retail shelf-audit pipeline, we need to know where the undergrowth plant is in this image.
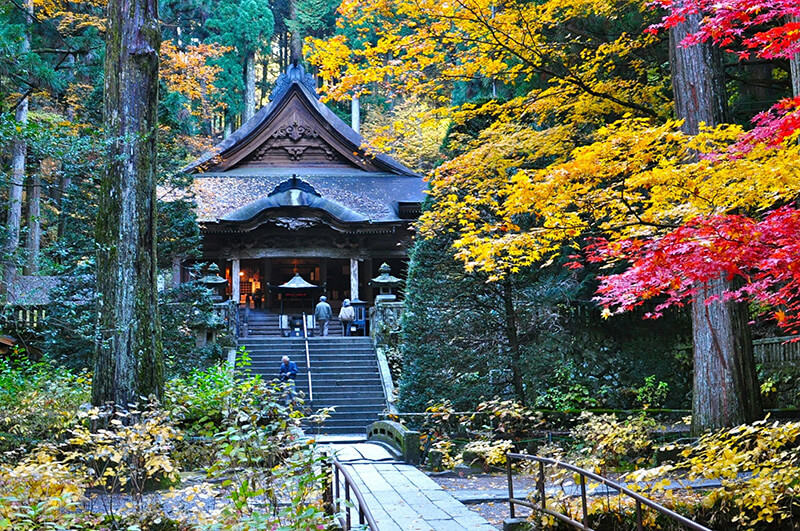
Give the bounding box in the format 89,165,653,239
0,358,90,449
570,412,655,474
64,403,181,511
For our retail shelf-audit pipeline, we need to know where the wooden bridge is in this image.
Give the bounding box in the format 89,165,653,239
328,442,496,530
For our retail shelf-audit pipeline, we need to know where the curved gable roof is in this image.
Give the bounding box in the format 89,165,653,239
184,64,416,177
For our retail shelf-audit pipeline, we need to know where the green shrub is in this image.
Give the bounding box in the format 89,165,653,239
0,358,90,447
570,412,655,474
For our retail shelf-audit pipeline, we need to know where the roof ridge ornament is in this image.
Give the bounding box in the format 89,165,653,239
269,63,318,102
267,175,322,197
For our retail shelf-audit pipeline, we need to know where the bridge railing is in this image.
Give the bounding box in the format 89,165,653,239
506,452,711,531
366,420,420,464
330,455,379,530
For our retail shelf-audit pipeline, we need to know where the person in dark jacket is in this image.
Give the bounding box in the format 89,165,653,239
314,295,332,336
279,355,298,381
279,355,298,406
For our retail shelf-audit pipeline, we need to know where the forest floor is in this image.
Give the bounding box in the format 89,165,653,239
431,471,537,529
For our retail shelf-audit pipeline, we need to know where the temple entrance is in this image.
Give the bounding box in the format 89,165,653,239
236,257,353,313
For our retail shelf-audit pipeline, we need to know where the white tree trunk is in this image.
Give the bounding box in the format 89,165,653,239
1,0,32,294
351,94,360,134
24,167,42,275
244,51,256,122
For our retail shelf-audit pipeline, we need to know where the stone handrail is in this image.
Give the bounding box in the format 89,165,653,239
367,420,420,465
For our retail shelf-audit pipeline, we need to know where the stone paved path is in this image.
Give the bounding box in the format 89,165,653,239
330,443,496,530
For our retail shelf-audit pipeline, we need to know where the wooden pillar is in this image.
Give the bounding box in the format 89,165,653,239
350,258,360,300
351,94,360,134
320,258,328,291
231,258,241,304
263,259,272,307
364,258,373,301
171,257,181,287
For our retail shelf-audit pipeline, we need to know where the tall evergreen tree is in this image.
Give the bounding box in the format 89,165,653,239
206,0,274,123
668,5,763,433
93,0,164,405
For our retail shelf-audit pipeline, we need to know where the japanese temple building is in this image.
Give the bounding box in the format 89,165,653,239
182,65,426,313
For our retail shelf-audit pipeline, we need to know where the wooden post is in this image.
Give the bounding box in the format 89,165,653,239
231,258,241,304
350,258,360,300
351,94,360,134
171,257,181,287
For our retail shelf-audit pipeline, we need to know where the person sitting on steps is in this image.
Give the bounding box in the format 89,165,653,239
279,355,298,405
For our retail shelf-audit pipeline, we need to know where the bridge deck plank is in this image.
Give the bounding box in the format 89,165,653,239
332,444,496,530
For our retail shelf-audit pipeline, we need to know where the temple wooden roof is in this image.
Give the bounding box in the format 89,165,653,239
185,65,425,227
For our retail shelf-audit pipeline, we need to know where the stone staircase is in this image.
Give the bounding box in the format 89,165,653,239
238,335,386,434
241,309,344,337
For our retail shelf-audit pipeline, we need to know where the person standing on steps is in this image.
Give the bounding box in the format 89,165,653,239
315,295,332,336
338,298,355,336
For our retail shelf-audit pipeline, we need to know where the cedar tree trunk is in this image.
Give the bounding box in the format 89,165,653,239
93,0,164,406
670,9,763,433
289,0,302,65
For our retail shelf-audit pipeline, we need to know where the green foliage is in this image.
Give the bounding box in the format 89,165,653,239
400,231,692,412
471,398,544,441
635,375,670,409
157,198,201,269
570,412,655,474
0,357,89,446
288,0,340,38
159,281,225,377
205,0,274,115
758,365,800,409
41,264,96,370
532,360,600,410
166,350,302,440
165,361,235,435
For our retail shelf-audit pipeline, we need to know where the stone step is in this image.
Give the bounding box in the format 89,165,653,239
244,348,373,354
246,354,378,362
247,360,378,368
303,396,385,407
236,331,385,434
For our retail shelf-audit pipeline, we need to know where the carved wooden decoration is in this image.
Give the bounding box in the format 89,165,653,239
213,90,381,171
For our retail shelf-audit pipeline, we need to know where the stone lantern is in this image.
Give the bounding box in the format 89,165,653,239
199,263,228,302
370,263,402,302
